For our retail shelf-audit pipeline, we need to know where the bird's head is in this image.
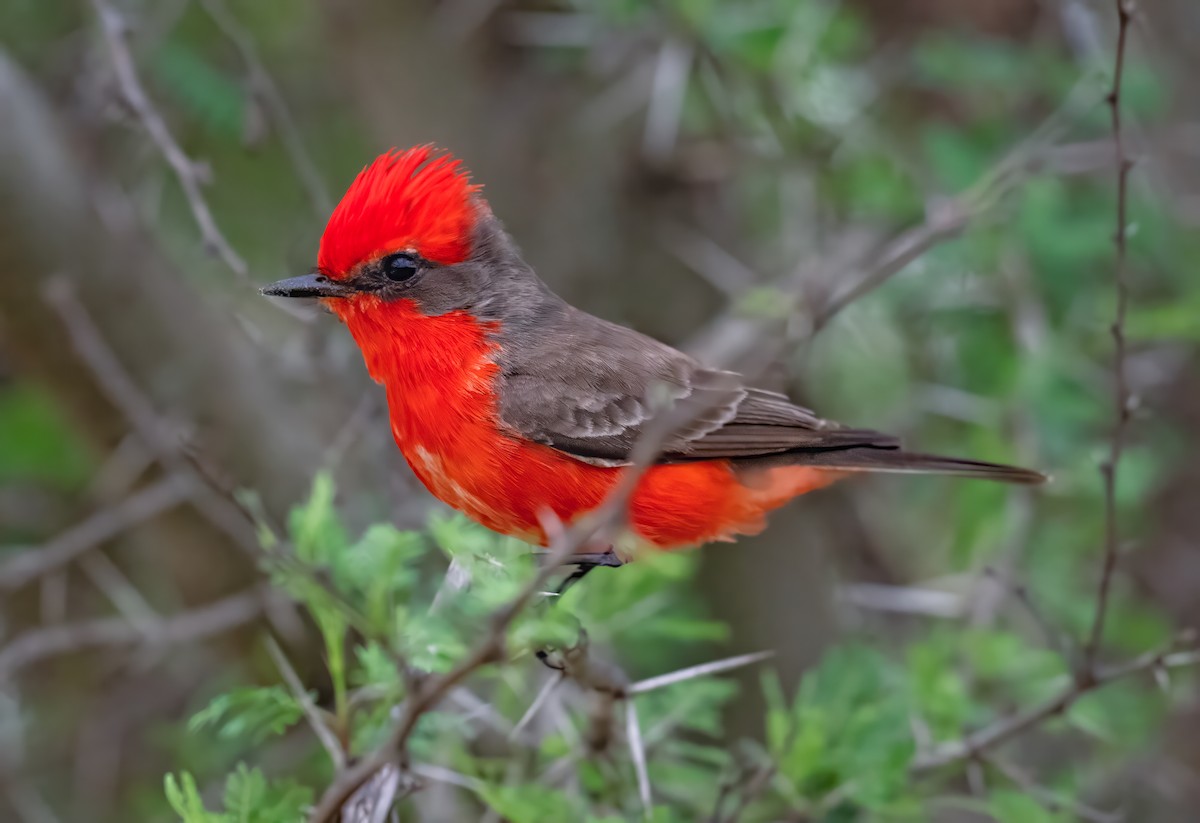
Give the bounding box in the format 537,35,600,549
262,146,536,321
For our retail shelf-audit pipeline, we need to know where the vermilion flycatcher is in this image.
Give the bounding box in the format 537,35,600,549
263,147,1043,570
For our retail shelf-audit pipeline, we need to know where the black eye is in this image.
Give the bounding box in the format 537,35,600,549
382,253,419,282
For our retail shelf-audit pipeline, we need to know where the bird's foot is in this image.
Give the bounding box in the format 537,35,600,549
537,546,625,599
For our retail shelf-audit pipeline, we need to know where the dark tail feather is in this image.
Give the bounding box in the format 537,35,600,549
791,447,1048,485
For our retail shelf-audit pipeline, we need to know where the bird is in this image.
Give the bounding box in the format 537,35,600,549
262,146,1044,579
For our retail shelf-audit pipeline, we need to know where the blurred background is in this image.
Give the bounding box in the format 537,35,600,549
2,0,1200,820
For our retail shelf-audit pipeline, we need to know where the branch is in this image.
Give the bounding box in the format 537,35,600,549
1084,0,1137,673
911,4,1165,775
304,540,572,821
89,0,248,276
984,755,1121,823
0,48,352,531
196,0,333,216
625,700,652,816
42,276,259,557
628,650,775,696
0,588,272,675
0,476,192,591
910,639,1197,773
809,198,974,333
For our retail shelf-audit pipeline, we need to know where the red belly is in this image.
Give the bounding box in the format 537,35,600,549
398,422,840,549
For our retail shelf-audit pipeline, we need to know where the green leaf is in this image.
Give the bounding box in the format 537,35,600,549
345,523,424,626
988,789,1066,823
189,686,305,744
222,764,312,823
770,645,915,811
351,641,404,692
289,473,349,571
907,636,972,738
165,771,223,823
479,784,584,823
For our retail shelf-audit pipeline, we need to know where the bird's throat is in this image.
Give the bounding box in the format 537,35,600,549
333,295,503,465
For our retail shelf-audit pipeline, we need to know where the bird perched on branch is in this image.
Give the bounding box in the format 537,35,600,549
263,146,1044,578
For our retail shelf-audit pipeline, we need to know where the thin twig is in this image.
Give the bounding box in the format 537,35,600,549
511,675,563,740
410,763,485,792
810,198,974,332
629,650,775,695
1083,0,1137,675
265,635,346,771
89,0,248,276
912,18,1146,774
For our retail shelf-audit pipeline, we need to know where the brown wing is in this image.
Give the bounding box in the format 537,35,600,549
495,306,898,467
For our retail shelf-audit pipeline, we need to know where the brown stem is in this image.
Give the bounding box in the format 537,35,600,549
1084,0,1136,675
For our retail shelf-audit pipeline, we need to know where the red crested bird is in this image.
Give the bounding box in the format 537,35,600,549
262,146,1044,578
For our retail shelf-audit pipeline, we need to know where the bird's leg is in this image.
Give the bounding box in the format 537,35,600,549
554,563,596,596
557,548,625,591
536,547,625,600
533,547,624,671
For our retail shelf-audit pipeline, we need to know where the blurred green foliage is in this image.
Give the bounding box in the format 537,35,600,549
0,385,91,488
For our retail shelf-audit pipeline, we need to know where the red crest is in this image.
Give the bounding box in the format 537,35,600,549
318,146,481,276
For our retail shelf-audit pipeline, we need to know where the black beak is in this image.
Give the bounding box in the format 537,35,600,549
259,273,352,299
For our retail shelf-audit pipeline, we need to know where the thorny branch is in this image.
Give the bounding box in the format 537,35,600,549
305,532,585,821
909,1,1199,776
89,0,248,277
1084,0,1136,675
688,87,1094,366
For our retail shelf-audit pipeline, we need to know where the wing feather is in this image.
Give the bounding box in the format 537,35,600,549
495,307,895,466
